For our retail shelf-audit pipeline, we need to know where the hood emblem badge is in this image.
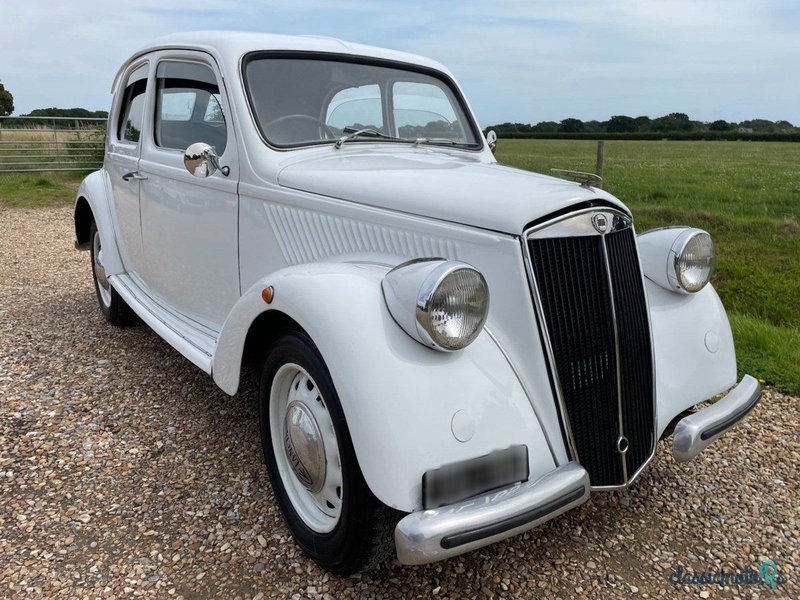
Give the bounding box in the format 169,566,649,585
592,213,609,234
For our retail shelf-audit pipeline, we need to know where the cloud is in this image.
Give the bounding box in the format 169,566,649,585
0,0,797,123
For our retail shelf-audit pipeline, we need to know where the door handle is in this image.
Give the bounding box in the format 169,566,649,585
122,171,148,181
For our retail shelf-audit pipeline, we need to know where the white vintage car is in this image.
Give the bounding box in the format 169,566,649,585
74,32,761,573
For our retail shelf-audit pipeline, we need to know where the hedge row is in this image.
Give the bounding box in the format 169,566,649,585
492,131,800,142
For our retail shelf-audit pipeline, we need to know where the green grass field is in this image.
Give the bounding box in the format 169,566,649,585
1,139,798,394
0,172,84,208
497,139,800,394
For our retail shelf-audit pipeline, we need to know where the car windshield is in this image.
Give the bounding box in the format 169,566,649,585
243,55,481,149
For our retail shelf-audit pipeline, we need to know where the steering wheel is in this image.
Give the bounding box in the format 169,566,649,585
264,114,336,141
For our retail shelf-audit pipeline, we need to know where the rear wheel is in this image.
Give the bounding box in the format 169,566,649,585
89,221,135,326
259,330,396,574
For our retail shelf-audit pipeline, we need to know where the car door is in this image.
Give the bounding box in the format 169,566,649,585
107,61,149,276
138,53,240,330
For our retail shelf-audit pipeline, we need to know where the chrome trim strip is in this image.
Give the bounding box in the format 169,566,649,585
527,208,632,239
598,232,628,482
395,462,590,565
521,207,659,490
673,375,761,462
484,326,560,466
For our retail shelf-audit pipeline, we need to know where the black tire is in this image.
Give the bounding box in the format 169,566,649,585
259,330,397,574
89,221,135,326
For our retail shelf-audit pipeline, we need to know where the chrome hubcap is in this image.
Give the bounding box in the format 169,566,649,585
270,363,343,533
92,230,112,307
283,400,326,493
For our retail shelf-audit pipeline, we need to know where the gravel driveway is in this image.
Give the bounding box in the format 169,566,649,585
1,206,797,599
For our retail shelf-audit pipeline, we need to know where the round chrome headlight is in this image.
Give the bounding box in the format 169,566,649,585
416,265,489,350
670,230,716,293
382,259,490,351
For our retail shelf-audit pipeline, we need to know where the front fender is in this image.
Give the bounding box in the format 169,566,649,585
649,279,738,436
214,262,557,512
75,170,124,276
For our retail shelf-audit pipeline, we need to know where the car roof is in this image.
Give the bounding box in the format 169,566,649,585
113,30,453,91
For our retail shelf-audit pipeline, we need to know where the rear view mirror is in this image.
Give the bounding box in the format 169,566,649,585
183,142,229,177
486,130,497,153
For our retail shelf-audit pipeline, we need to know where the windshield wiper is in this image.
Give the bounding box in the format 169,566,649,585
413,137,460,146
334,127,409,149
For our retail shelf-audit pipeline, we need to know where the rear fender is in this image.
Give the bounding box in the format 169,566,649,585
74,170,124,276
214,262,556,511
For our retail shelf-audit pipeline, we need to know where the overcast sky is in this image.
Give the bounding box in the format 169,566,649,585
1,0,798,125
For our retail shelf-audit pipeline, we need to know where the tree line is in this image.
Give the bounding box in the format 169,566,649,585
487,113,796,135
16,107,109,119
0,98,109,129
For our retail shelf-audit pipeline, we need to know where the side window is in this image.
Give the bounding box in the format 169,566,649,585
325,84,383,135
117,64,148,143
392,81,465,141
154,61,227,154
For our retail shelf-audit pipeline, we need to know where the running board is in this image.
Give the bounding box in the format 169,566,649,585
109,273,216,374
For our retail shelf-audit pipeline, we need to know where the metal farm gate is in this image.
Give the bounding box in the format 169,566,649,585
0,116,106,173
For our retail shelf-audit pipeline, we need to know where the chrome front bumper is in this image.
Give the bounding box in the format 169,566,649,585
394,462,589,565
672,374,762,462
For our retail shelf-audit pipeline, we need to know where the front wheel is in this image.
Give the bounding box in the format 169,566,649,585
89,222,135,326
259,330,396,574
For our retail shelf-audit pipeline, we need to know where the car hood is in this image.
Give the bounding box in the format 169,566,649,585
276,149,627,234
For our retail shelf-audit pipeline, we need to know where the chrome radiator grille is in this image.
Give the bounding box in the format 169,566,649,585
525,209,655,487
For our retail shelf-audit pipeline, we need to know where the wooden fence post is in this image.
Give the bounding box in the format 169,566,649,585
595,140,605,188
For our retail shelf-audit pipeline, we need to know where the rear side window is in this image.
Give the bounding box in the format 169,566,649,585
154,61,227,154
117,64,148,143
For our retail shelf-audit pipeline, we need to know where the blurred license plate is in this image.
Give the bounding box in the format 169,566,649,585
422,445,529,509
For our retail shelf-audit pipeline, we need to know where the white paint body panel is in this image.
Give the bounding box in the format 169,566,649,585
215,263,556,510
76,171,125,277
76,31,743,512
277,150,625,234
647,280,737,436
234,183,570,472
138,50,241,329
637,227,693,293
112,273,215,373
106,58,150,276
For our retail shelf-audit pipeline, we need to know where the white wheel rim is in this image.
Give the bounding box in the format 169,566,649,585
92,230,112,308
270,363,343,533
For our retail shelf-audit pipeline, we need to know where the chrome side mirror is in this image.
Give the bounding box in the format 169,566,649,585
486,130,497,153
183,142,229,178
